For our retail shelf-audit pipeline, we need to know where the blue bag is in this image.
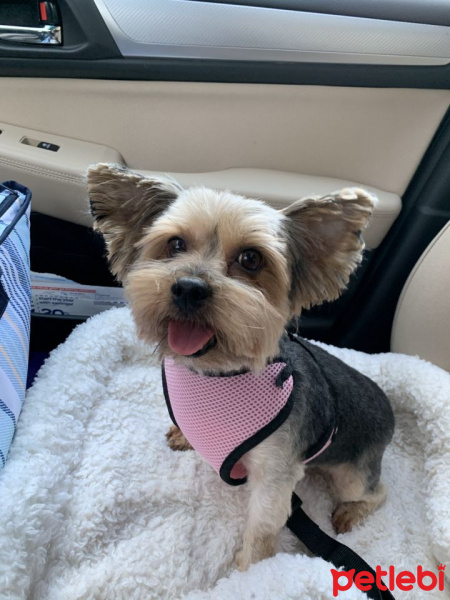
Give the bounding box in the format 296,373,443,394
0,181,31,469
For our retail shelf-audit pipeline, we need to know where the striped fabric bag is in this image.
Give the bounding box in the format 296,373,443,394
0,181,31,469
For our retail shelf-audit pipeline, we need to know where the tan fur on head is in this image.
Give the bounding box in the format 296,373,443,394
126,187,291,372
87,165,375,371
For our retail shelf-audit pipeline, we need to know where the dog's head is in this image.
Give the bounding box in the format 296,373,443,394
88,164,376,372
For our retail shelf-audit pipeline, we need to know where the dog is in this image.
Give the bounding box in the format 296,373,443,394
87,163,394,572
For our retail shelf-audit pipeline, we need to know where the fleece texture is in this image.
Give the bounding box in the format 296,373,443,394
0,307,449,600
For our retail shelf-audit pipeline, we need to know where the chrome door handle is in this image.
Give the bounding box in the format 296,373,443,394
0,24,61,45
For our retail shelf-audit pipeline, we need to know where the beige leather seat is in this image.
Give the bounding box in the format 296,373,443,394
391,221,450,371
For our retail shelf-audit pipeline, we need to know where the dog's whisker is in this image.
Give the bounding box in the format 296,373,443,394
152,334,167,356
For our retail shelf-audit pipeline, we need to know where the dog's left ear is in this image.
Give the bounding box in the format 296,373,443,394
87,163,182,281
281,188,377,313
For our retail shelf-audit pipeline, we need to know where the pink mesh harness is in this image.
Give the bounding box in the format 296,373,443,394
163,358,294,485
164,352,338,487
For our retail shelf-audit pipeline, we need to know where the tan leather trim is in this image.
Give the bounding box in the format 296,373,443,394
0,79,448,195
391,222,450,371
0,120,400,247
0,122,122,225
0,81,448,248
0,156,81,184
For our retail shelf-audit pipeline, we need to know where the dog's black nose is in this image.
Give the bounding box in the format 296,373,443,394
171,277,212,314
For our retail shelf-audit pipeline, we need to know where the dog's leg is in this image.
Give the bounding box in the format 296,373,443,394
166,425,193,451
326,452,387,534
234,430,304,571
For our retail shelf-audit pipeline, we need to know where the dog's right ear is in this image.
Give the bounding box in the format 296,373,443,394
87,163,182,281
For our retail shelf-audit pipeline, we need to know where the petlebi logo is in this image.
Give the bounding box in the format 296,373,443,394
331,564,446,596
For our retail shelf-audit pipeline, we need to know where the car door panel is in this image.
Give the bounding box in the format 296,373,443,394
0,0,448,352
0,81,448,225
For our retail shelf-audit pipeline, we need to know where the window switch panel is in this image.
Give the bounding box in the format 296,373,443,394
37,141,60,152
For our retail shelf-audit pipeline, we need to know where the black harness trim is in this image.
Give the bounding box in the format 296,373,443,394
219,375,295,485
287,494,396,600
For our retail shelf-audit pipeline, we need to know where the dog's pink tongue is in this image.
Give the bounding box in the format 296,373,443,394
168,321,214,356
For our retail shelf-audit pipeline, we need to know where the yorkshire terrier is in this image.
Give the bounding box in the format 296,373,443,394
87,164,394,572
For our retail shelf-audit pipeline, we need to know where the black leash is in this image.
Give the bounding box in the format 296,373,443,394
286,494,396,600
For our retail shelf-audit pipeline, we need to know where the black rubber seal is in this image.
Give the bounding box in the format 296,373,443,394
2,57,450,90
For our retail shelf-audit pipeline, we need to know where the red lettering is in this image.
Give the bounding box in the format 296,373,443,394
333,564,445,595
375,566,388,591
417,566,437,591
331,569,355,597
396,571,415,591
389,566,395,591
439,570,445,592
355,572,374,591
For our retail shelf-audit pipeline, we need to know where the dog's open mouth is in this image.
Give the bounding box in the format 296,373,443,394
168,320,216,357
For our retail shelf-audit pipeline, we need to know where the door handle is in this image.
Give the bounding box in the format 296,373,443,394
0,24,61,45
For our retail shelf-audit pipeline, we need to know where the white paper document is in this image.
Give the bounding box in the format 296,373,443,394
31,272,126,319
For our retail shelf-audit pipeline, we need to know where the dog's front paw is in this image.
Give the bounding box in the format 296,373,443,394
234,547,251,572
166,425,193,451
234,534,276,571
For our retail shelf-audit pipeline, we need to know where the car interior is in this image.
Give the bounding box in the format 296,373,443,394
0,0,449,372
1,0,449,373
1,2,449,598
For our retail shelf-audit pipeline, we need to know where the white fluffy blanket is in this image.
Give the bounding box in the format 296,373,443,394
1,308,449,600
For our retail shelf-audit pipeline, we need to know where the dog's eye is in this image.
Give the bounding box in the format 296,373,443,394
237,249,263,272
167,237,187,257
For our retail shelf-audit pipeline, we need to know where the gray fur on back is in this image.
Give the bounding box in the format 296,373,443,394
279,334,395,469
